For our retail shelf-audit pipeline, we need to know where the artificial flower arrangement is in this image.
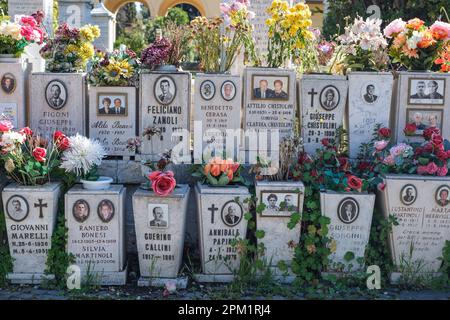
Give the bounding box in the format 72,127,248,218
265,0,314,68
384,18,450,70
143,153,177,196
435,42,450,72
0,120,68,185
87,45,140,86
189,0,257,72
40,23,100,72
140,31,173,70
0,11,45,56
191,156,245,186
337,16,389,72
161,21,191,69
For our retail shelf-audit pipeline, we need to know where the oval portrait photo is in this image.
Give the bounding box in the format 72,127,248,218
435,185,450,207
73,199,90,223
337,197,359,224
6,195,29,222
320,85,340,111
400,184,417,206
97,199,115,223
154,75,176,105
221,80,236,101
1,73,16,95
45,80,67,110
200,80,215,101
361,83,378,104
221,200,243,227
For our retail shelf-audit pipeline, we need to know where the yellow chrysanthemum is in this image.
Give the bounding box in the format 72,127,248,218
65,44,79,55
80,24,101,42
78,42,95,61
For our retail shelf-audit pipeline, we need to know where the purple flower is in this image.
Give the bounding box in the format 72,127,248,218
141,37,172,68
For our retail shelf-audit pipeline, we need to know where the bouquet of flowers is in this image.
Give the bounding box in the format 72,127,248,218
0,120,68,185
59,133,106,181
0,11,45,56
141,34,172,69
435,43,450,72
265,1,314,68
88,45,140,86
384,18,450,70
189,0,257,72
191,157,245,186
337,16,389,72
40,23,100,72
161,21,191,68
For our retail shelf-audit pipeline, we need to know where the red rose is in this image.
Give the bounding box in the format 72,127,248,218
426,162,438,175
423,127,440,140
53,130,65,142
321,138,329,146
437,166,448,177
32,147,46,162
377,183,386,191
347,175,363,191
57,136,70,151
378,127,391,138
424,142,434,153
0,120,13,133
404,123,417,136
148,171,176,196
338,157,349,171
358,161,372,172
19,127,33,136
435,149,448,161
431,134,443,148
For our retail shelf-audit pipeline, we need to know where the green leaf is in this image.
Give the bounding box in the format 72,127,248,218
255,230,265,239
344,251,355,262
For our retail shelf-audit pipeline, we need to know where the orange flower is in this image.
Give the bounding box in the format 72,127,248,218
392,33,406,49
210,164,221,177
401,46,419,58
406,18,424,31
227,168,234,181
204,164,211,175
417,30,436,49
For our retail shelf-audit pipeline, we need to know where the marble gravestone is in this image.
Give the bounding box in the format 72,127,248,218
348,72,394,159
88,86,137,157
2,182,62,284
394,72,450,143
321,191,376,271
194,183,250,282
140,72,191,162
65,185,127,285
378,174,450,278
193,73,242,161
243,67,297,163
132,185,190,287
255,180,304,279
0,60,31,128
299,74,348,154
30,73,87,136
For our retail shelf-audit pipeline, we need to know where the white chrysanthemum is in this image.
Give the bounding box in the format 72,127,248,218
60,134,106,176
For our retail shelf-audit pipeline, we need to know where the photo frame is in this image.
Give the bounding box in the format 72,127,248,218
337,197,359,224
408,77,446,105
260,190,301,217
1,72,16,95
320,85,340,111
45,79,68,110
251,74,290,101
154,75,176,105
406,108,443,136
148,203,169,228
435,185,450,207
200,80,215,101
73,199,90,223
221,200,243,227
221,80,237,101
97,199,115,223
97,93,128,116
400,184,418,206
6,195,29,222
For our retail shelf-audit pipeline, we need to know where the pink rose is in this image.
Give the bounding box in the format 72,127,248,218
32,147,46,162
430,21,450,41
417,165,427,175
426,162,438,175
148,171,176,196
437,166,448,177
383,155,394,166
20,16,37,28
374,140,389,151
20,25,36,41
384,18,406,38
0,120,13,132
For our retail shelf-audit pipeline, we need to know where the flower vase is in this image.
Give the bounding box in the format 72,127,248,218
80,176,113,190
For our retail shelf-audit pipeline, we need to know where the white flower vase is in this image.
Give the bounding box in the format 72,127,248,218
81,176,113,190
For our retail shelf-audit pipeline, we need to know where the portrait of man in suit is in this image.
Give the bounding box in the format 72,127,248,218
45,80,67,110
73,200,90,223
401,185,417,206
363,84,378,103
253,79,273,99
322,88,337,110
338,198,359,224
410,81,427,99
221,201,242,227
281,194,298,213
149,206,168,228
155,77,176,105
1,73,16,94
110,98,126,115
6,196,29,222
412,112,427,130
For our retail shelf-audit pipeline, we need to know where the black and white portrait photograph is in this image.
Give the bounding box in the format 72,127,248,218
435,185,450,207
97,199,115,223
320,85,340,111
6,195,29,222
1,73,16,95
200,80,215,101
45,80,67,110
221,80,236,101
361,83,378,104
221,201,243,227
337,198,359,224
73,199,90,223
400,184,417,206
251,75,289,100
97,93,128,116
406,109,443,135
148,204,169,228
261,191,300,217
154,76,176,105
408,78,445,105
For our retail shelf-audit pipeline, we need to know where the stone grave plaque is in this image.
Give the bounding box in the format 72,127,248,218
88,86,137,156
193,73,242,161
348,72,394,159
321,191,375,271
30,73,86,136
132,185,190,286
2,182,61,284
140,71,191,162
65,184,126,285
194,182,250,282
378,174,450,273
394,72,450,144
299,74,348,154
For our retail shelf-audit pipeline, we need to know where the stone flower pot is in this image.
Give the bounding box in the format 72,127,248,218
255,180,305,279
132,184,190,287
377,174,450,280
2,182,62,284
320,190,375,272
194,182,250,282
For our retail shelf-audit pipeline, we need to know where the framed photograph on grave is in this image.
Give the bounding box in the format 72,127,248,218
148,204,169,228
6,195,29,222
260,191,300,217
73,199,90,223
97,93,128,116
45,79,67,110
400,184,417,206
320,85,340,111
1,72,16,95
221,80,236,101
337,197,359,224
360,82,379,104
221,200,243,227
154,75,176,105
435,185,450,207
97,199,115,223
251,74,290,100
406,108,443,136
408,78,445,105
200,80,215,101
